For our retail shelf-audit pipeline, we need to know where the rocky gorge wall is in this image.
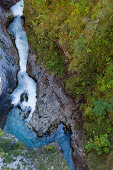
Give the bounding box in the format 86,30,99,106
0,1,19,128
0,0,19,9
27,50,89,170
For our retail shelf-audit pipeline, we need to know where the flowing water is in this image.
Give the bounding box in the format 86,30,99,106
7,0,37,122
3,0,75,169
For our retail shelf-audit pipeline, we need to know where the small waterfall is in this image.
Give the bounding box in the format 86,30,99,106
8,0,37,122
4,0,75,169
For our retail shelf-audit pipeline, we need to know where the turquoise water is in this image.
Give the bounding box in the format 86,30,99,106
3,0,75,169
4,108,75,170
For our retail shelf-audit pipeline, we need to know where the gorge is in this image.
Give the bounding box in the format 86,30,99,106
0,0,112,169
3,0,75,169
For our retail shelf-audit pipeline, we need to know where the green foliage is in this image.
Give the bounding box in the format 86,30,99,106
24,0,113,81
65,77,77,94
45,145,55,153
46,54,64,77
0,130,68,169
0,129,25,164
93,99,113,116
85,134,111,155
24,0,113,165
0,129,5,137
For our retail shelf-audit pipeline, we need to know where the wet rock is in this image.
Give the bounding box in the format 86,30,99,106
0,5,19,128
22,107,31,120
0,5,14,32
27,51,89,169
0,0,19,10
20,93,28,103
0,77,2,96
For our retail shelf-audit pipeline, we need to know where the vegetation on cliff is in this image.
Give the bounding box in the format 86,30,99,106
0,129,68,169
24,0,113,168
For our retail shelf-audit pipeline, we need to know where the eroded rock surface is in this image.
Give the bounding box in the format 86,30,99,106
0,0,19,9
0,5,19,128
27,51,89,170
27,53,75,136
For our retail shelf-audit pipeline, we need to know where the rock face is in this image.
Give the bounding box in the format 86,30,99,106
27,53,75,136
0,5,19,128
0,0,19,9
27,51,89,170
